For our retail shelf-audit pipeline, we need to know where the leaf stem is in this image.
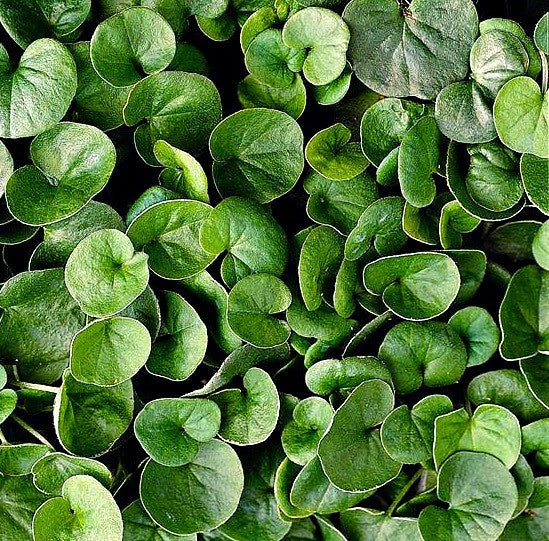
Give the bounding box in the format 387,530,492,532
11,415,53,448
387,468,424,517
0,428,8,445
13,381,59,394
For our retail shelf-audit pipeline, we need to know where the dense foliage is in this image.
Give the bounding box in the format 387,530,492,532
0,1,547,540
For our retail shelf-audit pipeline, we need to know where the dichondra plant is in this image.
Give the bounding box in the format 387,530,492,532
0,1,547,540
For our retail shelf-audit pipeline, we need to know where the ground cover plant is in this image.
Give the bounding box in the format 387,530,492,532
0,0,547,540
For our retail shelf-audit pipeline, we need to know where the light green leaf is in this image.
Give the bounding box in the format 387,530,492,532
521,154,549,215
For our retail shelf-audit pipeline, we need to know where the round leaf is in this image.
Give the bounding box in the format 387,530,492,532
65,229,149,318
140,440,244,535
521,153,549,215
90,7,176,87
210,108,304,203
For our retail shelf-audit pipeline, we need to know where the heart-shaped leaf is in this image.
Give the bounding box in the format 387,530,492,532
343,0,478,100
135,397,221,466
433,404,521,468
418,451,518,541
127,199,215,280
211,367,279,445
318,379,401,492
381,394,453,464
209,108,304,203
70,316,151,386
363,253,461,320
520,354,549,409
90,7,176,87
65,229,149,318
6,123,116,226
378,321,467,394
0,39,77,138
227,274,291,348
439,201,481,250
33,475,122,541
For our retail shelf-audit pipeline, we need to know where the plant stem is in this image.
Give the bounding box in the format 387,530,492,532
387,468,424,517
11,415,53,447
13,381,59,394
464,395,473,416
0,428,8,445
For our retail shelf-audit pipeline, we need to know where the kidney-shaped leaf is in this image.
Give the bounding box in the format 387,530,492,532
65,229,149,318
140,440,244,535
363,253,461,320
343,0,478,100
418,451,518,541
6,123,116,226
210,108,304,203
135,397,220,466
33,475,122,541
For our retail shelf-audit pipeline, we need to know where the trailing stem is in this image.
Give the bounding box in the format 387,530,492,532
12,414,53,447
387,468,424,516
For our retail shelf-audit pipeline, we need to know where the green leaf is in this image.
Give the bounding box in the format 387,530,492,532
520,354,549,409
534,12,549,53
140,440,244,535
0,39,77,138
448,306,500,366
522,418,549,469
211,367,279,445
433,405,521,469
305,355,392,396
238,74,307,119
123,72,222,164
521,154,549,214
360,98,427,166
127,199,215,280
0,474,48,540
227,274,291,348
447,141,525,220
499,265,549,360
30,201,124,269
434,81,496,144
418,451,518,541
210,108,304,203
343,0,478,100
90,7,175,87
122,500,197,541
402,193,452,245
135,397,221,466
363,252,461,320
282,7,349,86
281,397,333,465
154,140,209,203
33,475,123,541
274,459,311,519
443,249,487,304
510,455,535,518
65,229,149,318
439,201,481,250
381,395,453,464
31,452,112,496
0,388,17,424
0,269,86,384
340,508,423,541
470,30,529,98
6,123,116,226
0,140,13,197
290,456,370,514
199,197,288,287
468,369,549,422
494,76,548,159
318,379,401,492
299,225,344,311
346,196,406,259
68,41,131,131
70,316,151,386
0,444,51,476
54,371,134,457
398,116,443,208
313,65,352,106
533,221,549,270
0,0,90,48
147,290,207,381
378,321,467,394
